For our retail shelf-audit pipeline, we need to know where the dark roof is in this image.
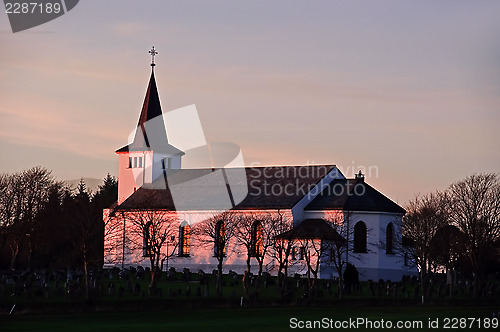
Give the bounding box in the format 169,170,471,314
117,165,337,211
275,219,345,241
304,178,405,214
115,143,184,154
116,69,183,155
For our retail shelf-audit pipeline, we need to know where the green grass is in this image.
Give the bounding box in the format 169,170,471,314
1,305,499,331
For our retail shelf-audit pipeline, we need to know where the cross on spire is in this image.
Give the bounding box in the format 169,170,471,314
149,46,158,66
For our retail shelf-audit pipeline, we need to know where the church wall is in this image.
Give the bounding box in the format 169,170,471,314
117,150,183,204
105,204,414,281
350,212,413,281
377,215,403,271
304,210,412,281
104,208,294,275
117,152,145,204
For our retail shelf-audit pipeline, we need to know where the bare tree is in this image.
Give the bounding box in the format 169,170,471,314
447,173,500,297
284,216,348,299
429,225,467,272
0,167,58,269
233,212,274,297
103,210,123,264
192,211,238,297
126,209,179,293
267,210,294,300
252,214,275,288
323,211,351,299
429,224,467,297
298,237,325,298
403,191,449,302
233,213,255,297
1,171,27,269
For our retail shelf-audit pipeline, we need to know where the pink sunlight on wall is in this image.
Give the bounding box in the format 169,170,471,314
104,209,294,273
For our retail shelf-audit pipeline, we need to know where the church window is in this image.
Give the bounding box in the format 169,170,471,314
299,246,306,260
291,246,297,260
250,221,263,257
178,221,190,257
353,221,367,253
214,220,226,257
143,222,154,257
129,156,144,168
386,222,394,254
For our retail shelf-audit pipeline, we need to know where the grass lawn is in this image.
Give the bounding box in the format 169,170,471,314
1,305,499,331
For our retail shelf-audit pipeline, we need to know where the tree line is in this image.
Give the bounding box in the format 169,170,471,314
403,173,500,300
1,166,499,301
0,167,117,271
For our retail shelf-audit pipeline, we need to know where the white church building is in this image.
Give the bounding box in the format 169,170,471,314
104,50,415,281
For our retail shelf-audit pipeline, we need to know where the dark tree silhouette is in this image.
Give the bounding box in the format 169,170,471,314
447,173,500,297
267,210,294,300
403,191,449,303
0,167,59,269
233,212,274,297
125,209,179,293
192,211,238,297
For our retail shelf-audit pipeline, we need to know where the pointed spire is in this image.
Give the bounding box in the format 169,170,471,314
116,47,184,156
130,48,168,149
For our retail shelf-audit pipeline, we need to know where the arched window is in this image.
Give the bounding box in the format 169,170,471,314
386,222,394,254
214,220,226,257
143,221,154,257
178,221,191,257
353,221,367,253
250,221,263,257
291,246,297,260
299,246,306,260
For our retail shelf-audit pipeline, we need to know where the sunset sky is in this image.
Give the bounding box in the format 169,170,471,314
1,0,499,204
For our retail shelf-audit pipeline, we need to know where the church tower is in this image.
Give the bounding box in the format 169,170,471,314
115,47,184,204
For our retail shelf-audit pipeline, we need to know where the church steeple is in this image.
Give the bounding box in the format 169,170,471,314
124,46,182,154
115,47,184,204
116,47,183,154
130,67,167,149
